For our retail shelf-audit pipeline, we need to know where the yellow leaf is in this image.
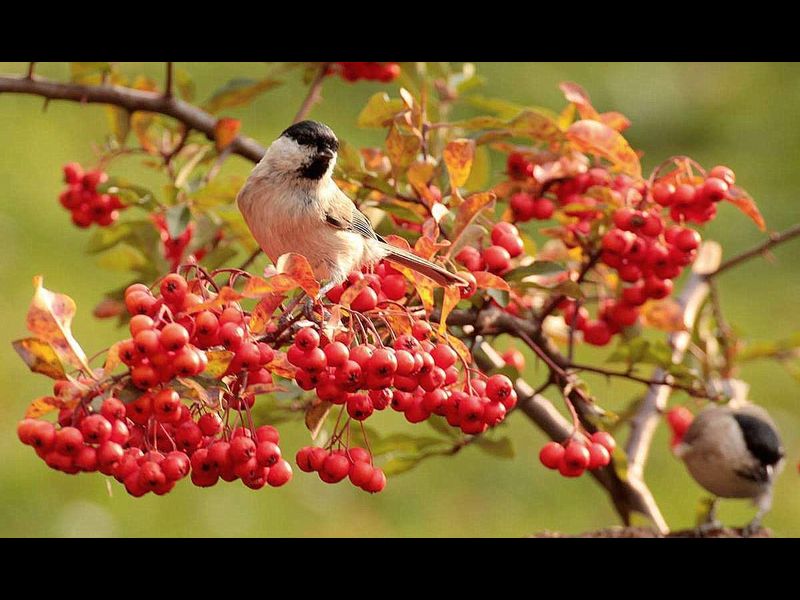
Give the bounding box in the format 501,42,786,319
509,109,564,143
26,277,92,375
446,333,472,365
358,92,406,128
448,191,496,256
26,396,69,419
438,286,461,335
386,125,421,170
559,81,601,121
443,139,475,188
103,341,123,376
640,299,687,333
205,350,235,378
214,117,241,152
406,159,437,205
266,351,297,379
472,271,511,292
567,120,642,179
12,338,67,379
725,187,766,231
248,293,285,334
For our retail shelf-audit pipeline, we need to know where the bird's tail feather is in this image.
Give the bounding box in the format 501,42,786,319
381,244,467,287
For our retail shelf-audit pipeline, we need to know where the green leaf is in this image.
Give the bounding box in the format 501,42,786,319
464,144,491,192
382,455,424,476
105,106,130,145
165,204,191,239
474,436,515,458
96,242,148,272
86,222,133,254
487,288,509,307
466,95,526,120
427,415,459,439
98,178,157,209
357,92,406,128
449,116,507,131
174,68,195,101
369,433,446,457
70,62,113,83
203,78,281,114
505,261,566,281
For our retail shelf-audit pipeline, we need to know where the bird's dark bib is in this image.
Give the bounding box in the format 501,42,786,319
300,155,331,180
732,413,784,467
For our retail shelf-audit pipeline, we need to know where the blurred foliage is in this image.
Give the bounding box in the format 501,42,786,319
0,62,798,537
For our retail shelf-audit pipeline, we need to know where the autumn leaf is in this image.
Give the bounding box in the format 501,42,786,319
358,92,406,128
248,293,285,334
386,125,421,170
214,117,241,152
443,139,475,188
472,271,511,292
567,120,642,179
406,160,437,205
204,350,235,379
725,187,766,231
559,81,601,121
276,253,320,297
340,278,370,308
508,109,564,143
600,111,631,132
446,333,472,365
12,338,67,380
185,286,243,314
305,400,332,440
246,381,286,395
203,78,281,114
438,286,461,335
26,276,91,375
448,191,496,255
103,341,123,376
26,396,70,419
413,272,436,314
266,351,297,379
640,299,687,333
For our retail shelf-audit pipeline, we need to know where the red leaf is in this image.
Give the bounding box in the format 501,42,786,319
214,117,241,151
472,271,511,292
276,253,320,297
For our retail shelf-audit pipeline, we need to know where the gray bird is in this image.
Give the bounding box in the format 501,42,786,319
673,401,785,535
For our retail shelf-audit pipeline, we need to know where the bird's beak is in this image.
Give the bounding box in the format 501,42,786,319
319,148,336,161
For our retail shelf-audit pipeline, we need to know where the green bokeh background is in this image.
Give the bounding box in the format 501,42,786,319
1,62,798,537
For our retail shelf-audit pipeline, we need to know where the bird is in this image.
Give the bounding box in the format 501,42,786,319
236,120,467,294
673,400,785,535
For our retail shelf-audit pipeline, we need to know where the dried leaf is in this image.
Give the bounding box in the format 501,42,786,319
176,377,211,405
443,139,475,188
12,338,67,379
105,106,130,144
446,332,472,365
203,78,281,114
276,253,320,297
600,111,631,132
26,277,91,374
640,299,687,333
567,120,642,179
305,400,332,440
186,287,243,314
103,341,122,376
214,117,241,152
509,109,564,143
406,160,437,205
413,271,436,314
449,191,495,253
386,125,421,170
266,351,297,379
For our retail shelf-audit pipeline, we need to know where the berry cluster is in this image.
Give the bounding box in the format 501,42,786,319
120,275,210,388
59,163,124,228
666,406,694,449
455,222,524,277
538,431,616,477
653,166,735,224
333,62,401,83
296,446,386,493
325,261,408,311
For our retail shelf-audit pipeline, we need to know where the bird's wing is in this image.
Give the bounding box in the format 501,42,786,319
323,186,385,242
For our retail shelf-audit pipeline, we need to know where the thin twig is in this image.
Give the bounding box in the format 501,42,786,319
293,62,331,124
26,62,35,79
239,248,262,272
707,223,800,278
164,62,174,98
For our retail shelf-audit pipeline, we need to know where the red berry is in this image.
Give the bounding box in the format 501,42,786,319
219,322,246,351
539,442,565,470
502,348,525,371
256,441,281,467
510,192,536,222
587,442,611,469
55,427,83,455
349,461,374,487
161,451,191,480
485,374,513,403
563,441,590,470
80,414,113,444
160,323,189,351
198,412,223,436
483,245,511,274
322,454,350,483
160,274,188,306
672,183,696,205
97,441,124,470
701,177,729,202
267,459,293,487
294,328,320,351
583,320,612,346
74,446,98,472
363,468,386,493
153,389,182,423
590,431,617,453
458,271,477,299
532,198,555,220
709,165,735,187
296,446,315,472
63,162,83,184
652,182,675,206
455,246,485,272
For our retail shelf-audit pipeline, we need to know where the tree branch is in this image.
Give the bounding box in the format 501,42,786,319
293,63,331,124
164,62,174,98
624,242,721,509
707,223,800,278
0,74,266,163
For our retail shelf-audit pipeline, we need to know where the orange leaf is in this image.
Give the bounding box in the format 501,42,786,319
443,139,475,188
204,350,235,379
214,117,241,152
559,81,601,121
449,191,496,255
248,293,285,334
407,160,437,205
599,111,631,133
413,272,435,314
386,125,421,169
472,271,511,292
567,120,641,179
446,333,472,365
26,276,91,374
725,187,766,231
12,338,67,380
508,110,564,143
103,341,123,376
26,396,70,419
640,299,687,333
383,310,414,336
276,253,320,297
414,235,445,261
266,351,297,379
305,400,332,440
438,286,461,335
340,278,370,308
246,379,287,395
185,287,242,313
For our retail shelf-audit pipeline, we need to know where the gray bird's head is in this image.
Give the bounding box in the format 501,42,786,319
262,120,339,182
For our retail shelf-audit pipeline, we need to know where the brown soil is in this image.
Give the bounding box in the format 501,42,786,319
531,526,771,538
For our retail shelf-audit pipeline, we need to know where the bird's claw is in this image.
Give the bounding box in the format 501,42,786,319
741,520,763,538
695,519,724,536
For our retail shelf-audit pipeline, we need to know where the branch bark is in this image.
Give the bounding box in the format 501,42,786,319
707,223,800,278
0,74,266,163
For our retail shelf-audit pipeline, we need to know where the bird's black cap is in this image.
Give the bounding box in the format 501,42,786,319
281,120,339,153
733,413,784,467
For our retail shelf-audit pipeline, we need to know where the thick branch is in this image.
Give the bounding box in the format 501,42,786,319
0,74,266,163
708,223,800,277
624,242,721,494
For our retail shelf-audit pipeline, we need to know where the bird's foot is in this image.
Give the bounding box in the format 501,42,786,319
302,297,330,326
742,520,763,538
695,519,724,536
